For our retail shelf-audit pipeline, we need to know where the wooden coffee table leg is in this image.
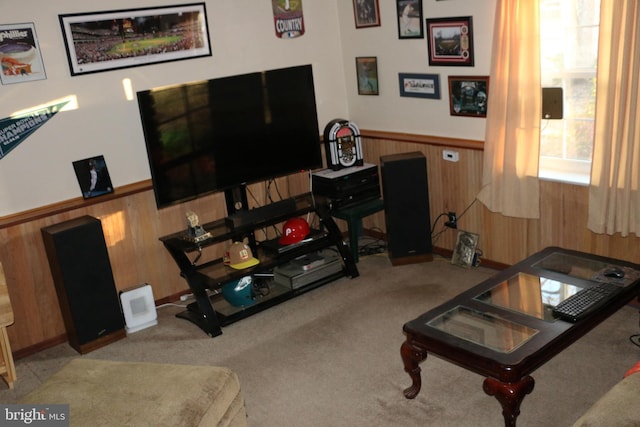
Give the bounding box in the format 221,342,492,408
483,376,535,427
401,340,428,399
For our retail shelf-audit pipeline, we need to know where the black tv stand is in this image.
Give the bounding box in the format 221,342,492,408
160,192,358,337
225,198,297,229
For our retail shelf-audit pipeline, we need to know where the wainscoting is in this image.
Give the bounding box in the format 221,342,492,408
1,130,639,356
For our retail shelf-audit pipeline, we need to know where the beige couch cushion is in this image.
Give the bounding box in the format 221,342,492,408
19,358,247,427
572,372,640,426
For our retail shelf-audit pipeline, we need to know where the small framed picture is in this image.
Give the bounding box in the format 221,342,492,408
355,56,379,95
0,22,47,84
448,76,489,117
72,155,114,199
353,0,381,28
396,1,423,39
399,73,440,99
426,16,474,66
451,230,479,268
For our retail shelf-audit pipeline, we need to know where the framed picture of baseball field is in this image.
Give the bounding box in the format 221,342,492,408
426,16,474,66
59,3,211,76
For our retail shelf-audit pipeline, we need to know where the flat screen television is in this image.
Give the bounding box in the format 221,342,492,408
137,64,323,209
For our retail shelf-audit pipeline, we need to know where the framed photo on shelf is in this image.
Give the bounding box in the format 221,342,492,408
59,3,211,76
426,16,474,66
355,56,379,95
448,75,489,117
396,1,423,39
353,0,381,28
398,73,440,99
72,155,114,199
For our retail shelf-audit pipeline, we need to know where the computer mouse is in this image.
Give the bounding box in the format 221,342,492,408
603,268,625,279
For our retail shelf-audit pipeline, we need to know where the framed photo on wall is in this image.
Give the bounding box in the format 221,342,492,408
355,56,379,95
0,22,47,84
72,155,114,199
59,3,211,76
426,16,474,66
399,73,440,99
396,1,423,39
448,76,489,117
353,0,381,28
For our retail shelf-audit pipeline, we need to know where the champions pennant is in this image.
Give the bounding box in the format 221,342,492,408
0,100,68,160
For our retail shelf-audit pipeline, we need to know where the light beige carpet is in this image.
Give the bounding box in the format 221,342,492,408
2,253,639,426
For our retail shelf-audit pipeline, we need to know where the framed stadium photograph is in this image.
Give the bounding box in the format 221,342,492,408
59,3,211,76
426,16,474,66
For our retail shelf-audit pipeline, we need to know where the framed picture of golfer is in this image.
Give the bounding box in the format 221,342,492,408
59,3,211,76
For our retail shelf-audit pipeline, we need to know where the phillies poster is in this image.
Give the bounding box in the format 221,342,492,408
0,22,46,84
272,0,305,39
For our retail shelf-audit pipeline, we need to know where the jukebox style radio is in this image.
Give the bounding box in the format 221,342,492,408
323,119,364,170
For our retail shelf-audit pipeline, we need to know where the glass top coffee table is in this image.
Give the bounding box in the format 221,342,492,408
401,247,640,426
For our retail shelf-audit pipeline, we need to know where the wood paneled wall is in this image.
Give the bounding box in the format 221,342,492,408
2,130,640,356
358,132,640,266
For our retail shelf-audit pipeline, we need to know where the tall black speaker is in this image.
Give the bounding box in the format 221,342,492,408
380,152,433,265
42,215,125,354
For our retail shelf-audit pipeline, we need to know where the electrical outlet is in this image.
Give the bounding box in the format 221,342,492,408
443,150,459,162
445,212,457,228
180,293,193,302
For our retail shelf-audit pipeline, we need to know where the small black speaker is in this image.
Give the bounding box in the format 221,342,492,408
542,87,563,119
380,152,433,265
42,215,125,354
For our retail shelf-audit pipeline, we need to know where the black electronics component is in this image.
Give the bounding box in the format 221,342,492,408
41,216,126,354
552,282,622,322
224,198,298,229
137,64,323,210
312,163,380,210
380,152,432,265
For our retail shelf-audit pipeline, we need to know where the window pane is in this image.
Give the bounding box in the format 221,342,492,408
539,0,599,184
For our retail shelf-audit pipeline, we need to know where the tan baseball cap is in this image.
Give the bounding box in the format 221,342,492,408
224,242,259,270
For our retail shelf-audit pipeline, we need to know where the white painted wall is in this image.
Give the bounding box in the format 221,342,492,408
339,0,496,136
0,0,495,216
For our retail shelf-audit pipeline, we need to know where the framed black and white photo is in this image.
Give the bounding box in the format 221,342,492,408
399,73,440,99
396,1,423,39
73,155,114,199
448,75,489,117
426,16,474,66
353,0,381,28
355,56,379,95
59,3,211,76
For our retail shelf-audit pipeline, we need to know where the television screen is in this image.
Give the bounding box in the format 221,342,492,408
137,64,323,208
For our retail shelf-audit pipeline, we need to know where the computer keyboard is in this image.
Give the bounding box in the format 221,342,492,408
552,282,622,322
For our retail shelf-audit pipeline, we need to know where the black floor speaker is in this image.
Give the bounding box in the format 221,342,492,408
41,215,125,354
380,152,433,265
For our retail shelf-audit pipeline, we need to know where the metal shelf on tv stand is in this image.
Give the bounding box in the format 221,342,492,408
159,192,359,337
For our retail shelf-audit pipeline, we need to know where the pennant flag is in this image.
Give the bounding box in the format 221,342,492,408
0,100,68,160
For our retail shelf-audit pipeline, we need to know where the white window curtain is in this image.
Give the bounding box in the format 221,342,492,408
477,0,541,219
588,0,640,236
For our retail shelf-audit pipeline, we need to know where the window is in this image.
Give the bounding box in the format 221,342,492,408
539,0,600,185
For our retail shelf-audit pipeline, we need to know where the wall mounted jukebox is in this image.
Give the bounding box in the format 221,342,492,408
323,119,364,170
